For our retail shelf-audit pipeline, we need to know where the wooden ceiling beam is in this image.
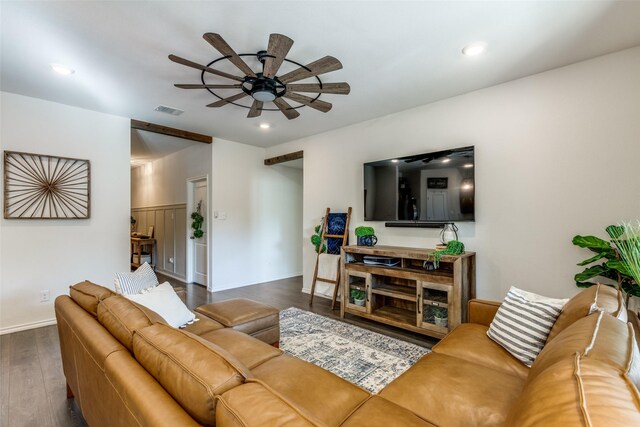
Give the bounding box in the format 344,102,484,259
131,119,212,144
264,150,303,166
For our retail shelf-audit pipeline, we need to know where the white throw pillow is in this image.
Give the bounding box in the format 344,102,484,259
125,282,195,328
487,286,568,367
114,262,159,295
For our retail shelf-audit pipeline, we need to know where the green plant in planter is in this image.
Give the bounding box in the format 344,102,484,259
429,240,465,268
572,225,638,297
607,221,640,297
432,306,448,319
191,201,204,239
350,289,365,301
355,226,375,237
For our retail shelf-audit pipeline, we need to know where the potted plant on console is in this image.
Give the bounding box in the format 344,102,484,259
355,226,377,246
350,289,366,307
432,306,448,327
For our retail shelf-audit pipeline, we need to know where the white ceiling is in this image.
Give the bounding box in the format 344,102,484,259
130,129,203,167
2,1,640,148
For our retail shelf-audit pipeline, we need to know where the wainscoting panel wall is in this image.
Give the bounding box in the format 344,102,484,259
132,204,187,280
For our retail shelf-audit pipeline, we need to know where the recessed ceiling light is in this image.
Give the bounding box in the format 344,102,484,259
259,123,271,129
464,163,474,168
391,159,399,163
50,63,75,75
462,42,487,57
442,158,451,163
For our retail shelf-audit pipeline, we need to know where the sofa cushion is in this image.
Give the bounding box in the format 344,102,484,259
114,262,158,295
529,311,633,382
69,281,115,317
181,313,225,336
380,353,525,427
341,396,435,427
195,298,278,329
433,323,529,379
199,328,282,369
252,354,370,426
487,286,567,367
125,282,195,328
547,284,622,343
216,381,316,427
506,354,640,426
97,295,158,351
133,323,250,426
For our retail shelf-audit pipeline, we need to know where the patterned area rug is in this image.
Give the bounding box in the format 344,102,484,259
280,307,430,393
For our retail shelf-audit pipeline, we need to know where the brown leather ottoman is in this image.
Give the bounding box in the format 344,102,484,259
195,299,280,346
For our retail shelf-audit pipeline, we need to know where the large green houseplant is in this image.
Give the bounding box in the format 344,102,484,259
572,224,640,298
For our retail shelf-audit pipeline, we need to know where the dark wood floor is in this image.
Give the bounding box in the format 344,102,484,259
1,275,437,426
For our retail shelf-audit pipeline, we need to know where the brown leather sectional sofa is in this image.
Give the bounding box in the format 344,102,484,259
56,282,640,426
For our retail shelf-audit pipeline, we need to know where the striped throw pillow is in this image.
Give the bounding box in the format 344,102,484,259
487,286,568,367
114,262,159,295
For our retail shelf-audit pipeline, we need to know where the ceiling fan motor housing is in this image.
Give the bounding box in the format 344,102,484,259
249,75,278,102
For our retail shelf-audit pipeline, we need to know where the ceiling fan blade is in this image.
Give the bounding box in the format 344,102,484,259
206,92,248,107
284,92,332,113
263,33,294,78
247,100,263,118
278,56,343,84
273,98,300,120
175,84,242,89
169,54,244,82
203,33,256,77
285,82,350,95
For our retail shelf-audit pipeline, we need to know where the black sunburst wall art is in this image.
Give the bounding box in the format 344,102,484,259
3,151,90,219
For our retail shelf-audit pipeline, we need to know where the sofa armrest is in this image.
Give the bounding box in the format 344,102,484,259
468,299,501,327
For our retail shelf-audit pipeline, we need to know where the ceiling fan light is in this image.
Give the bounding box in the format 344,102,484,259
252,90,276,102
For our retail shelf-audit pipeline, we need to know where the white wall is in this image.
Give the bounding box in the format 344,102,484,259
211,139,303,290
130,141,212,208
266,47,640,301
0,92,130,333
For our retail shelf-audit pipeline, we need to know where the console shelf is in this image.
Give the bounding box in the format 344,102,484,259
340,245,476,339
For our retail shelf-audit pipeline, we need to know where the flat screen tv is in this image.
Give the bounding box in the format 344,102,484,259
363,146,475,223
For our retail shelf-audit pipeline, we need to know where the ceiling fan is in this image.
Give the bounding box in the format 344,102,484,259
169,33,350,120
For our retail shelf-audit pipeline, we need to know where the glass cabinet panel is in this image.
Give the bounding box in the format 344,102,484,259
418,282,451,333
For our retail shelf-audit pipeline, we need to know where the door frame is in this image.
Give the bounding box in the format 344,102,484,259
186,175,211,290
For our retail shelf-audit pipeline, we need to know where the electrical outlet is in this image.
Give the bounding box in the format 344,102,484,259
40,290,50,302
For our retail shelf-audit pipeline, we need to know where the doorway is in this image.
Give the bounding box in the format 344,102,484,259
186,176,210,288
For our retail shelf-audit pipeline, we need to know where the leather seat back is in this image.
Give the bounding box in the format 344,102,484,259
530,311,633,382
547,284,624,342
507,355,640,426
133,323,251,426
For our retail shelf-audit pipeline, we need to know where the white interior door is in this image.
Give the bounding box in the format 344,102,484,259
192,180,208,285
427,189,448,220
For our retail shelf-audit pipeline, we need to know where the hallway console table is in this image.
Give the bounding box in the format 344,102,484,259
131,237,155,269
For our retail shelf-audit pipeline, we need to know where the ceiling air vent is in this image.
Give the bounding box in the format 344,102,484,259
154,105,184,116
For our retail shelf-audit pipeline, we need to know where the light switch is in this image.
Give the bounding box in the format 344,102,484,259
219,211,227,220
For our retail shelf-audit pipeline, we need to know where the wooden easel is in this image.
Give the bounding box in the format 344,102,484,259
309,207,352,309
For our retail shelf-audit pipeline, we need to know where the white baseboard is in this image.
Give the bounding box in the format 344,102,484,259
301,287,334,300
0,318,57,335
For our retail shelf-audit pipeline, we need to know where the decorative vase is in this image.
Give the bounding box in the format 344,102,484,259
357,235,378,246
434,316,448,327
440,223,458,244
354,298,366,307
